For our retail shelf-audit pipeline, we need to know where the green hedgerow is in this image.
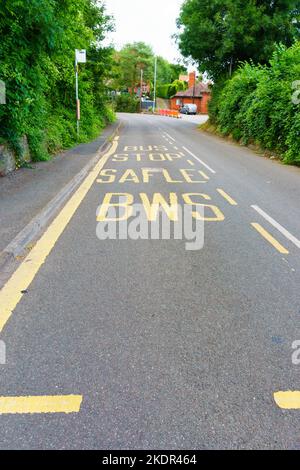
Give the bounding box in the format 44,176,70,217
0,0,115,162
210,42,300,165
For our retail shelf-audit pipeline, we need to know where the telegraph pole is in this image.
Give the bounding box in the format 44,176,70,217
140,68,144,112
153,56,157,113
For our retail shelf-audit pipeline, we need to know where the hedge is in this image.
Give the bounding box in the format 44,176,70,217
209,42,300,165
0,0,115,162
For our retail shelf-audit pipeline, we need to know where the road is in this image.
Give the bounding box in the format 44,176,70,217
0,112,300,449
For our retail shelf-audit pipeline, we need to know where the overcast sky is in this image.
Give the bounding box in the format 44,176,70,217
103,0,184,63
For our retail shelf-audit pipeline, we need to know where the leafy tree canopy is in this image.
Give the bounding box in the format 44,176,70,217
115,42,154,92
0,0,114,159
156,57,187,84
177,0,300,79
110,42,187,93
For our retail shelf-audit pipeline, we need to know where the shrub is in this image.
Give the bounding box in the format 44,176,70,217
157,80,188,99
0,0,115,162
209,42,300,164
157,84,171,99
115,94,140,113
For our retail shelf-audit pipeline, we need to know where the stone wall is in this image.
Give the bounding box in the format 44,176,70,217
0,136,31,176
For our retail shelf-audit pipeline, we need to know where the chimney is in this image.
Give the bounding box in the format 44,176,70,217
188,71,196,89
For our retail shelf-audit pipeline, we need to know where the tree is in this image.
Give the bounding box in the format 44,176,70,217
156,57,173,84
111,43,188,94
0,0,114,159
156,57,187,84
177,0,300,79
169,63,188,82
117,42,154,93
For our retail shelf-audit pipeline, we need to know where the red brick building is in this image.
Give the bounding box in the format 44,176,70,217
170,72,211,114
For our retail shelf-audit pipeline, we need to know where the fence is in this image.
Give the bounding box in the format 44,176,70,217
156,109,181,118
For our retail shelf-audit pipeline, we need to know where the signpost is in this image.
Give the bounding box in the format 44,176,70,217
153,56,157,113
0,80,6,105
75,49,86,138
140,68,144,112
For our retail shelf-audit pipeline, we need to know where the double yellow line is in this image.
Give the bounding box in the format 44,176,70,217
0,138,118,333
0,138,119,415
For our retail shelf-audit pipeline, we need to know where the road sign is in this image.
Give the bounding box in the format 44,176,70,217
75,49,86,64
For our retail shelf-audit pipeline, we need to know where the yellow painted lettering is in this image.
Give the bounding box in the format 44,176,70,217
124,146,137,152
97,169,116,184
166,153,182,161
140,193,178,221
149,153,166,161
119,169,140,184
162,169,183,183
97,193,133,222
112,154,129,162
183,193,225,222
180,169,207,183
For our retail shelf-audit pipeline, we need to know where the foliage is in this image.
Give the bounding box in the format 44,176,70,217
177,0,300,79
169,79,188,96
114,42,154,93
0,0,115,161
210,42,300,164
157,80,188,99
115,94,140,113
156,57,187,84
156,84,171,99
110,42,187,97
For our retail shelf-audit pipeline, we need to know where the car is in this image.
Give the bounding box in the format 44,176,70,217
179,104,198,115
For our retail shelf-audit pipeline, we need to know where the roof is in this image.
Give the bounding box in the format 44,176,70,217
179,74,189,82
173,82,211,98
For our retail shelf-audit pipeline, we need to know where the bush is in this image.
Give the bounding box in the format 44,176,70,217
115,94,140,113
0,0,115,162
157,84,171,99
209,42,300,164
157,80,188,99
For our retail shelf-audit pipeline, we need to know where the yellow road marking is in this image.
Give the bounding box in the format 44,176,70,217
217,188,237,205
251,223,289,254
0,140,119,333
199,171,209,181
187,159,195,166
274,391,300,409
0,395,82,414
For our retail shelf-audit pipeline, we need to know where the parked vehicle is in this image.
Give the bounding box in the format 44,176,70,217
179,103,198,115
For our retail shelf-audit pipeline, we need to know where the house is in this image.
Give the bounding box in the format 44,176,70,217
170,72,211,114
179,74,189,83
133,82,151,97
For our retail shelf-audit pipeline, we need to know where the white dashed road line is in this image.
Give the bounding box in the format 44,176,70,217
164,133,176,142
182,146,216,174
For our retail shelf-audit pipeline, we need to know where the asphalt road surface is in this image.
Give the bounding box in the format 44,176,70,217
0,113,300,449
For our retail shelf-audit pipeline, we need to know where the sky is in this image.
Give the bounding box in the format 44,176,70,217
103,0,185,63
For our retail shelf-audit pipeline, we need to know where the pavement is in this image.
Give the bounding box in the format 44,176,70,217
0,112,300,449
0,121,119,253
179,114,209,125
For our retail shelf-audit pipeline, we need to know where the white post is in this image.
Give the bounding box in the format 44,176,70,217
75,53,80,138
153,56,157,113
75,49,86,138
140,68,144,112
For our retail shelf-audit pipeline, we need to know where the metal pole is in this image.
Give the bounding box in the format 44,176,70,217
153,56,157,113
140,68,143,112
75,54,79,138
229,57,233,77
